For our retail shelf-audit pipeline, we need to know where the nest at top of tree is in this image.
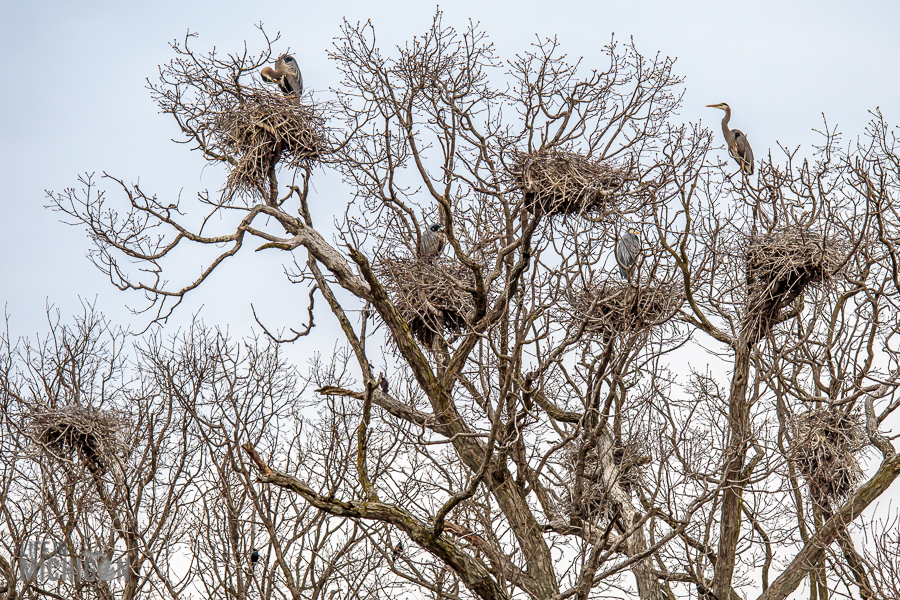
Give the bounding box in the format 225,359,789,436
571,280,679,336
745,229,842,305
376,255,476,348
510,150,626,217
788,408,867,504
212,87,326,202
566,436,650,523
30,405,130,474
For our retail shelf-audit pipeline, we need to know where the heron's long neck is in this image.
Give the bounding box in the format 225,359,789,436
721,107,732,138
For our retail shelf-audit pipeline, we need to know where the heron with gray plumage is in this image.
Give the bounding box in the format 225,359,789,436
616,229,641,280
706,102,754,175
419,223,446,261
261,54,303,97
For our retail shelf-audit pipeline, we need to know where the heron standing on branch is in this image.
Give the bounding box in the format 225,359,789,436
616,229,641,280
419,223,446,262
261,54,303,97
706,102,754,175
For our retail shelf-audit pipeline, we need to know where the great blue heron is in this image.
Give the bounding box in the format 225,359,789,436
250,548,260,566
419,223,446,261
706,103,754,175
696,583,720,600
616,229,641,280
261,54,303,97
393,541,404,560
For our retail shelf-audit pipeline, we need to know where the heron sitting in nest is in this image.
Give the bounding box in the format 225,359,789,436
419,223,446,262
261,54,303,98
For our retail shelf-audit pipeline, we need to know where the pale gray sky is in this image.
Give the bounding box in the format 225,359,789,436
2,0,898,337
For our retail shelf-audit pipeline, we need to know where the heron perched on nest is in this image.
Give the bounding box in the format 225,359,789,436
615,229,641,280
706,103,754,175
419,223,446,261
261,54,303,97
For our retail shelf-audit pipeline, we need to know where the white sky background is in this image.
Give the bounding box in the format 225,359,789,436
1,1,900,597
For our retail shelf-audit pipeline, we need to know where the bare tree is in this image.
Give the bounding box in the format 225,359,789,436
42,11,900,600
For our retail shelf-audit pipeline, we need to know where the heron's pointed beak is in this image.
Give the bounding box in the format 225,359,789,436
705,104,718,108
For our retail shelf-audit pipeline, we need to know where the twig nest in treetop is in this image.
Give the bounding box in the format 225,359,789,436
30,405,130,474
509,149,627,218
565,436,650,524
788,408,867,504
212,87,326,202
570,280,680,336
745,229,842,308
376,255,476,349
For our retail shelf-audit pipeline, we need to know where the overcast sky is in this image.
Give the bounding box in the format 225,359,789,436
2,0,898,341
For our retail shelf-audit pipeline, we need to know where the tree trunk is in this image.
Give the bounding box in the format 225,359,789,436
713,342,753,600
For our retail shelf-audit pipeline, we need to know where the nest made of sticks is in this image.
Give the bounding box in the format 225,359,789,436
571,281,679,336
566,437,650,523
30,406,129,474
510,150,626,217
745,229,842,323
213,88,325,201
376,256,476,348
788,408,866,504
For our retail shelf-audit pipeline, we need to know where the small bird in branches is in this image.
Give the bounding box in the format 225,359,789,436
378,372,389,395
696,583,720,600
419,223,446,261
261,54,303,97
392,541,404,560
616,229,641,280
706,102,754,176
250,547,260,567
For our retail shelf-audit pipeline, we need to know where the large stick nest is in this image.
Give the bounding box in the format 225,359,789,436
744,229,842,335
211,88,325,201
788,408,866,504
510,150,626,217
566,437,650,523
570,281,680,336
30,406,129,474
376,256,476,348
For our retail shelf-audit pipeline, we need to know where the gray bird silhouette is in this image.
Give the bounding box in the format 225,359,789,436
419,223,446,261
616,229,641,280
706,102,754,175
261,54,303,97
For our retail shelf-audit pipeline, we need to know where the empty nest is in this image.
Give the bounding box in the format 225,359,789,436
572,281,678,336
30,406,129,474
377,256,475,348
213,88,325,201
567,437,650,523
510,150,625,217
745,229,841,336
788,408,866,504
